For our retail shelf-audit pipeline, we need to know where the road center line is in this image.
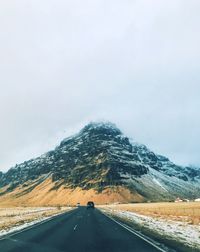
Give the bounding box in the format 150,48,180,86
73,224,78,231
0,209,77,241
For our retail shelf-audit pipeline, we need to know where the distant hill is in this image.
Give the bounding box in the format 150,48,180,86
0,122,199,206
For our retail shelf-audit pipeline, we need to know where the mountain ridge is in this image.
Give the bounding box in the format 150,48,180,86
0,122,199,205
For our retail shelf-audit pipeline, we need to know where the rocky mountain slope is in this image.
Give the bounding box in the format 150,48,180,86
0,122,199,205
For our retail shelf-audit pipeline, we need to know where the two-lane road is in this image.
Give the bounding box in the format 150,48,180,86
0,207,165,252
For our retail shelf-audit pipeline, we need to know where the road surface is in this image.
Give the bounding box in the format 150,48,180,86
0,207,164,252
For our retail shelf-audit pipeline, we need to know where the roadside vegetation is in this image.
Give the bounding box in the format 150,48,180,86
0,206,72,236
99,202,200,252
103,202,200,224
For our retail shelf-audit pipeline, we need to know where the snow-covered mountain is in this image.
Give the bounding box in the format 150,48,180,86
0,122,199,204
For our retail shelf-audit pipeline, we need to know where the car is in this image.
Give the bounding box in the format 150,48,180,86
87,201,95,209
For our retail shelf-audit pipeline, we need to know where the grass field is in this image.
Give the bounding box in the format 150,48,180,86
100,202,200,251
0,206,71,233
101,202,200,224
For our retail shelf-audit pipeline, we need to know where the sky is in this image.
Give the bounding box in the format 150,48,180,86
0,0,200,172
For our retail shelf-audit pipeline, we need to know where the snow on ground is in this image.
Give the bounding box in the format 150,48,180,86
0,215,52,237
152,178,168,192
0,207,72,238
101,208,200,250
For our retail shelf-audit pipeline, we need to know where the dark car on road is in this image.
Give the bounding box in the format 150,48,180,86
87,201,95,209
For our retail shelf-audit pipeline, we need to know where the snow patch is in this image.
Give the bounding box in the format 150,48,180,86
152,178,168,192
101,208,200,250
0,208,72,238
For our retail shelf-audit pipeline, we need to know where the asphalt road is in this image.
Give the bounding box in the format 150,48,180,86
0,207,164,252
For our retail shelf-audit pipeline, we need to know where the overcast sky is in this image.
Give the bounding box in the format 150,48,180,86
0,0,200,172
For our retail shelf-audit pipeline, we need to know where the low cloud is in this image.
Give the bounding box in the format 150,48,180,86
0,0,200,171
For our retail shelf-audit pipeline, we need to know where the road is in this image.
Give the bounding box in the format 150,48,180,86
0,207,164,252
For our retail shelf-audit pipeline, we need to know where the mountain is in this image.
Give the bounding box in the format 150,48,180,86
0,122,199,206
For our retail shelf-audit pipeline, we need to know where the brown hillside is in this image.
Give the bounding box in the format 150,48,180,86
0,178,144,207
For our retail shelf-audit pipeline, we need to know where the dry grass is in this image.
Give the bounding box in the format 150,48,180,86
0,178,144,206
101,202,200,225
0,207,71,231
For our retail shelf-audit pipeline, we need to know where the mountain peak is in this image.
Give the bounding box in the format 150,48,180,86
0,121,200,205
81,121,122,136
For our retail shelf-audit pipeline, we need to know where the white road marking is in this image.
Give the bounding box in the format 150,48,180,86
0,209,76,241
8,238,18,242
101,211,167,252
73,224,78,231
